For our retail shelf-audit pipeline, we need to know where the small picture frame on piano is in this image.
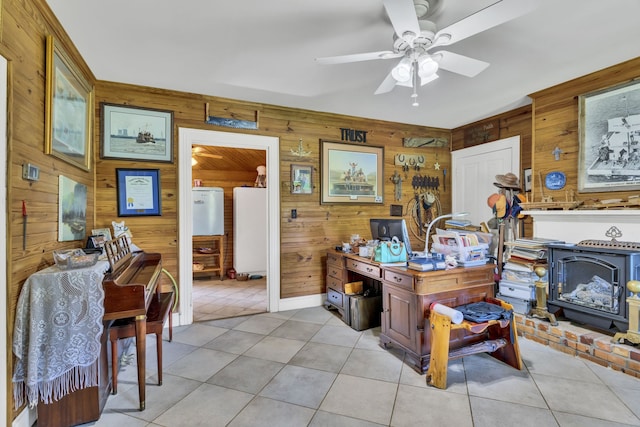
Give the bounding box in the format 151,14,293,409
92,227,112,241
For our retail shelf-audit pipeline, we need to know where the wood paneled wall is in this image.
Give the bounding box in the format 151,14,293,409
2,0,98,421
95,80,452,299
530,56,640,205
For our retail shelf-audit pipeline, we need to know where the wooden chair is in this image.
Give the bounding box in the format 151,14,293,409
109,291,174,394
426,297,522,389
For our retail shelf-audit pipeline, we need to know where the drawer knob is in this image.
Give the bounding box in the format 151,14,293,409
394,276,402,283
367,267,373,272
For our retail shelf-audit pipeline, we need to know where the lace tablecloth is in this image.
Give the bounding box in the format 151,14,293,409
12,261,110,408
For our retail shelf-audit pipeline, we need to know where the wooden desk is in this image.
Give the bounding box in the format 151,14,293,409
325,251,496,373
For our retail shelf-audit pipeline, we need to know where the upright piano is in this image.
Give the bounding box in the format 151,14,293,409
102,236,163,411
37,236,163,426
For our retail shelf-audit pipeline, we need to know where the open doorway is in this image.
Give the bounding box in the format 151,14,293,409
191,146,268,321
177,128,280,327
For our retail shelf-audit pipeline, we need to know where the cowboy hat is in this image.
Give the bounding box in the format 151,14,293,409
494,172,521,191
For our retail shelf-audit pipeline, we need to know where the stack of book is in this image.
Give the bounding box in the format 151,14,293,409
497,237,563,313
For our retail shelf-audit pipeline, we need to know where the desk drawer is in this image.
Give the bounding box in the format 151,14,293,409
345,259,381,279
383,269,414,290
326,286,345,309
327,264,346,281
326,275,344,292
327,251,345,268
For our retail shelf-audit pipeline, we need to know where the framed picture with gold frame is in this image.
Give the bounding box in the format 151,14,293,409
320,140,384,204
45,35,93,171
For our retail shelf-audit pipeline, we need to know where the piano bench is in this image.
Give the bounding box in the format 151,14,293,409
109,291,175,395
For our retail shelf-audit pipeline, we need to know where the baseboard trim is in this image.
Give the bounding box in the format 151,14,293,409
277,294,326,312
12,405,36,427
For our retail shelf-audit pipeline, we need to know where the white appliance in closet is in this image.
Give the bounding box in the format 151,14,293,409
233,187,267,274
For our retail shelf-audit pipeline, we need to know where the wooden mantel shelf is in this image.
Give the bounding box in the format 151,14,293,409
523,210,640,244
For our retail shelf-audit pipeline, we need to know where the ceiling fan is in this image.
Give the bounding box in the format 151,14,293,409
316,0,538,106
191,146,222,165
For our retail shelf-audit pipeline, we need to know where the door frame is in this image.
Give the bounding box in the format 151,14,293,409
1,54,8,427
177,127,280,326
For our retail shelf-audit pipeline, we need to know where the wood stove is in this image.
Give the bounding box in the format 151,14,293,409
548,243,640,332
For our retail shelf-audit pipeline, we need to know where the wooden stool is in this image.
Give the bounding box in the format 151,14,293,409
426,297,522,389
109,291,174,395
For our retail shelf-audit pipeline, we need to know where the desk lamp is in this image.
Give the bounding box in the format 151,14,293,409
424,212,470,254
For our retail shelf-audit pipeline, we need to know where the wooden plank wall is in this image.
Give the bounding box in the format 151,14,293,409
451,105,534,236
1,0,98,421
529,56,640,206
95,81,452,299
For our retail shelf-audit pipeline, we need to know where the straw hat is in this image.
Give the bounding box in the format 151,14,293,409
494,172,521,190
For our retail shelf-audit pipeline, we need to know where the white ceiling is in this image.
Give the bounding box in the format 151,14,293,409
46,0,640,129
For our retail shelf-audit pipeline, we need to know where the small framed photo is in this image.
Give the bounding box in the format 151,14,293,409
90,234,107,249
91,227,113,241
101,103,174,163
116,168,161,216
291,164,313,194
45,35,93,171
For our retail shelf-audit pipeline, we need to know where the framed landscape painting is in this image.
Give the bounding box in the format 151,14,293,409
45,35,93,171
320,140,383,204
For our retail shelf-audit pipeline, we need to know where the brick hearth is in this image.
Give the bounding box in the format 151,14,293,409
515,313,640,379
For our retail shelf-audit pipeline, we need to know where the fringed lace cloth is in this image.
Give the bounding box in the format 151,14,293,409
12,261,109,408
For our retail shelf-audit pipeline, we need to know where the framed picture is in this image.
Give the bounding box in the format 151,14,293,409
101,103,174,162
291,164,313,194
91,227,113,241
45,35,93,171
58,175,87,241
320,140,384,204
116,168,161,216
578,79,640,192
523,168,532,192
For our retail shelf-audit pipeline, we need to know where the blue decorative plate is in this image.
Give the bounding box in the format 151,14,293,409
545,171,566,190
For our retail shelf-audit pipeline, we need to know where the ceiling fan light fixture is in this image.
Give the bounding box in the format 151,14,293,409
391,57,412,83
191,157,198,166
419,72,439,86
418,56,439,78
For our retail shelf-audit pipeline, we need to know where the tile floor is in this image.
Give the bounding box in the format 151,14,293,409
88,304,640,427
192,277,267,322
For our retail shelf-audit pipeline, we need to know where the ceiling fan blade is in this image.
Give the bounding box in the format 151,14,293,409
382,0,421,41
316,50,402,65
197,153,223,159
374,71,398,95
433,0,539,47
434,51,489,77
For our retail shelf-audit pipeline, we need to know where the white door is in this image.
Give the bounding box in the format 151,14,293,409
452,136,520,227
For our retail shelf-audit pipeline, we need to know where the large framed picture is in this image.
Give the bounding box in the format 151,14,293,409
45,35,93,171
101,103,174,162
320,140,384,204
578,80,640,192
116,168,161,216
291,163,313,194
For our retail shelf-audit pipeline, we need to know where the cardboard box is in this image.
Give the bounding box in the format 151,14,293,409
344,281,363,295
